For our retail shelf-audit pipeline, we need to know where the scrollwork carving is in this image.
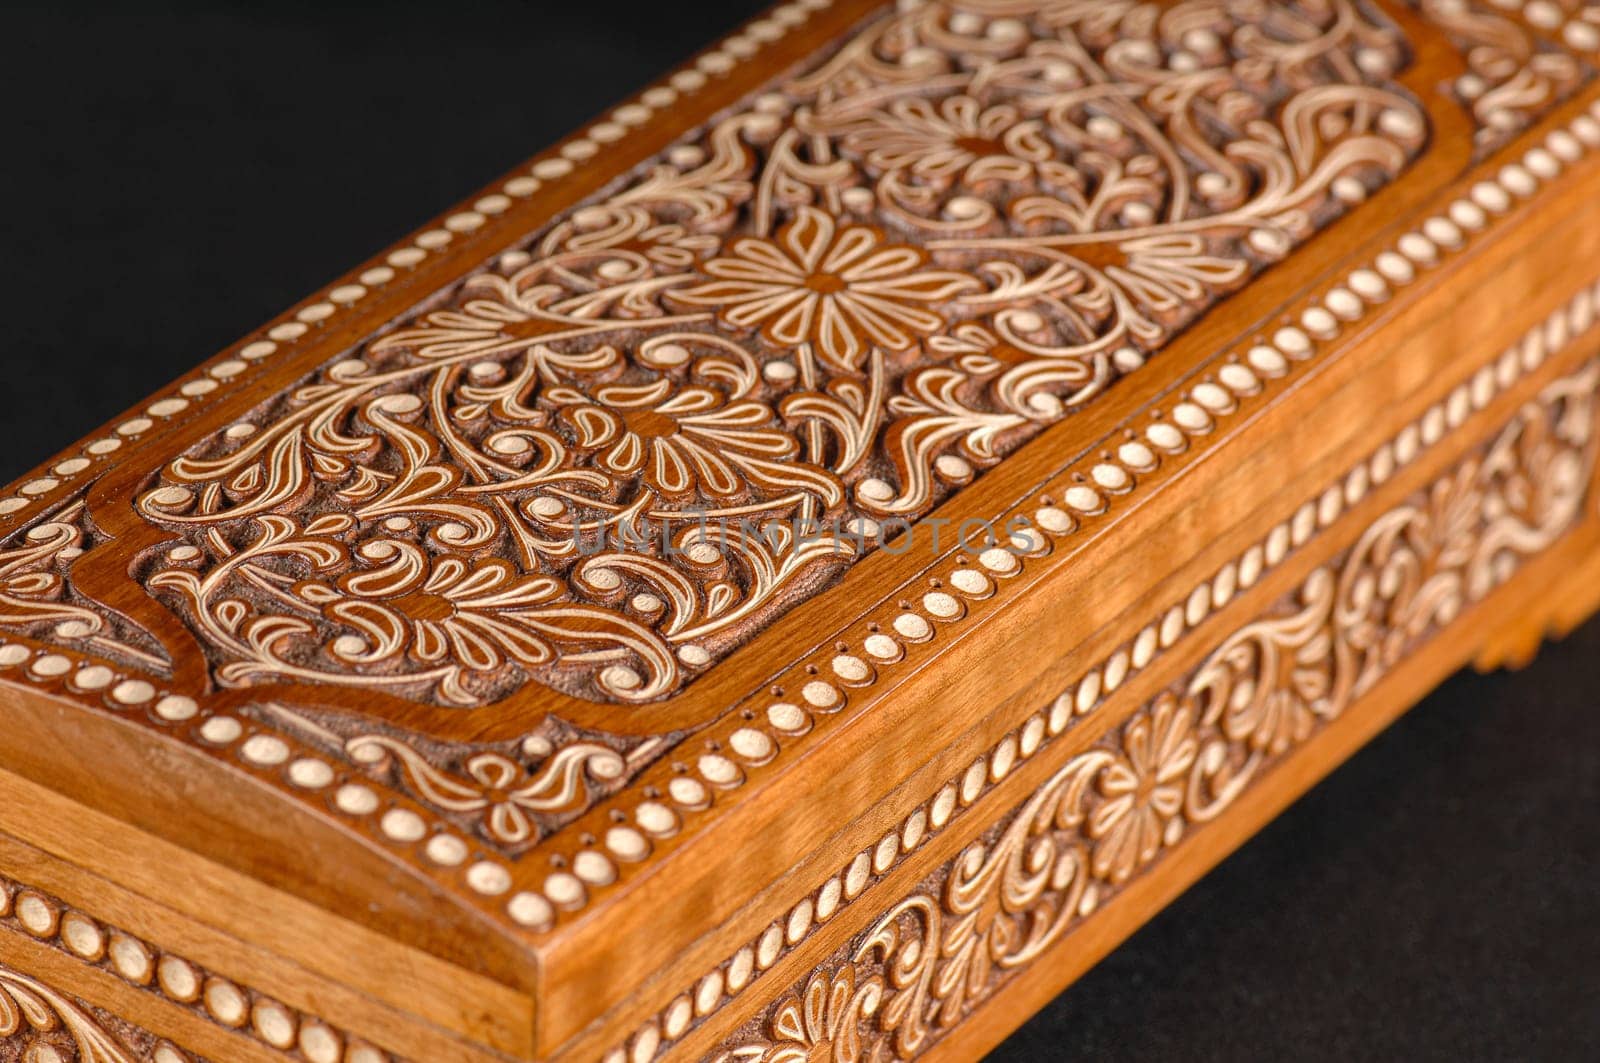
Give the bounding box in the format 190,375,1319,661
1413,0,1592,153
0,504,168,675
250,703,662,852
114,0,1426,706
715,364,1599,1062
0,962,189,1063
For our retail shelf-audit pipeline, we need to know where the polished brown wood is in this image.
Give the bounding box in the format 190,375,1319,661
3,1,1600,1060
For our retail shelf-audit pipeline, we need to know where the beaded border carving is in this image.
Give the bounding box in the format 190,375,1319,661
0,877,400,1063
483,97,1600,928
0,0,841,528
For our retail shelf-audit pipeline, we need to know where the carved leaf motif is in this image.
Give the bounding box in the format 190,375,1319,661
0,504,168,672
345,733,627,846
1413,0,1588,153
0,965,140,1063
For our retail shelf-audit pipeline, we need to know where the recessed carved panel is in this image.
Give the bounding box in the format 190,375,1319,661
4,5,1600,1062
118,0,1427,707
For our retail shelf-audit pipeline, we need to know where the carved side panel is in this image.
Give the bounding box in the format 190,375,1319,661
0,881,399,1063
0,961,202,1063
704,362,1600,1062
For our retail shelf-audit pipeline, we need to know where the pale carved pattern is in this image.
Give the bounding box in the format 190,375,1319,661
96,0,1430,708
0,962,183,1063
350,736,627,845
262,704,664,850
713,365,1599,1062
1413,0,1591,152
0,503,167,674
720,968,885,1063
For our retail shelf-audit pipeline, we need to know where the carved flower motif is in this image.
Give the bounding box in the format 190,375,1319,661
346,736,627,846
459,752,564,845
759,968,873,1063
549,205,720,271
299,540,564,686
841,95,1054,183
1106,234,1250,318
366,275,576,364
1088,694,1197,884
675,206,975,371
548,379,798,500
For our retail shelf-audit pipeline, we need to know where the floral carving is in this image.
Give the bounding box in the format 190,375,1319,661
1087,694,1196,884
0,512,106,642
722,969,883,1063
301,542,566,705
343,730,648,848
549,379,807,500
676,206,978,372
0,963,145,1063
715,365,1600,1062
239,699,662,852
15,1,1431,708
0,504,166,673
838,95,1058,186
1412,0,1589,153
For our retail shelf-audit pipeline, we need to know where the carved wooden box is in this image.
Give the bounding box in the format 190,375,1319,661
4,1,1600,1060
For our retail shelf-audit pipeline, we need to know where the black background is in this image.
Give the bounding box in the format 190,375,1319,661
2,2,1597,1059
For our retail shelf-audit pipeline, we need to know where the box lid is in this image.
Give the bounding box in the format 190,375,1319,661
3,1,1600,1059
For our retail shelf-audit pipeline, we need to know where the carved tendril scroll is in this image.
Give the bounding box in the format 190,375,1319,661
88,0,1428,708
713,364,1599,1062
1413,0,1593,154
0,962,185,1063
